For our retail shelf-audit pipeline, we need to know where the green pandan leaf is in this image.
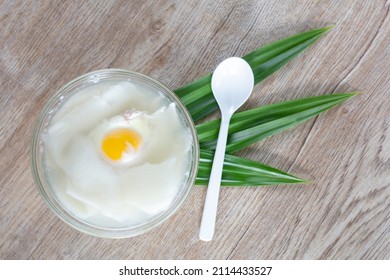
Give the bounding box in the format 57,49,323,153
196,150,306,186
197,93,357,153
175,26,332,121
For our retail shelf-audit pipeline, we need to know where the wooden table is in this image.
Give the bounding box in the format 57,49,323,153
1,0,389,260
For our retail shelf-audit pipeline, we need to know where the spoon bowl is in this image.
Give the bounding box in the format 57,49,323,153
211,57,255,113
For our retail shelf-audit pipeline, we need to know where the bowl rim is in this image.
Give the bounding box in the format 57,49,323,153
31,68,200,238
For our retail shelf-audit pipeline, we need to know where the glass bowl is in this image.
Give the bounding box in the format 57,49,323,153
31,69,199,238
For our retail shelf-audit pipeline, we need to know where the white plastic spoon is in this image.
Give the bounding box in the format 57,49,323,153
199,57,254,241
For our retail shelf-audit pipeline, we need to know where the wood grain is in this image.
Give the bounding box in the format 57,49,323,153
0,0,389,259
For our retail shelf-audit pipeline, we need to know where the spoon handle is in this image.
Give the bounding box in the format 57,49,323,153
199,114,231,241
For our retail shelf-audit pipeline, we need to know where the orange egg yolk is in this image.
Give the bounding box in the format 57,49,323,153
101,129,141,161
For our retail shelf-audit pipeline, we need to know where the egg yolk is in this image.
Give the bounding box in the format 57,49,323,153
101,129,141,161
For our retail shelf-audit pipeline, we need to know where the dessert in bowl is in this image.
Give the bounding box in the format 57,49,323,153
31,69,199,238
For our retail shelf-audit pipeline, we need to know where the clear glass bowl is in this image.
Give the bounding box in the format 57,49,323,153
31,69,199,238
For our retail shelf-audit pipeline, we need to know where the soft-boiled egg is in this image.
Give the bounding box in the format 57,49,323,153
90,111,153,165
42,80,193,228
